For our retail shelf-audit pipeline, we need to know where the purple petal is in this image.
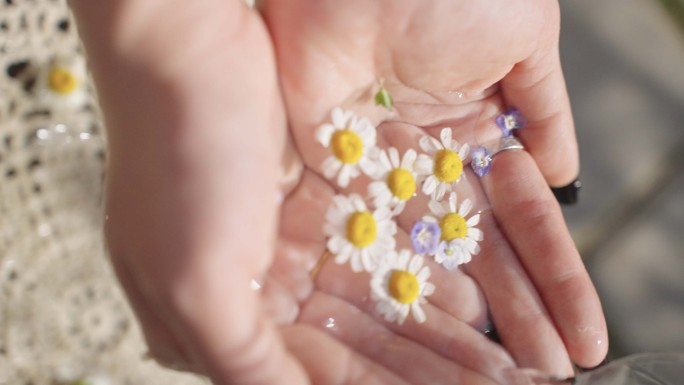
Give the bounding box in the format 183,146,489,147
410,221,441,255
495,108,526,137
470,146,491,177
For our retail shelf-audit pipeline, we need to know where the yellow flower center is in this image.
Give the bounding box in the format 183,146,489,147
433,149,463,183
48,66,79,95
439,213,468,241
388,270,420,304
331,129,363,164
346,211,377,248
386,168,416,201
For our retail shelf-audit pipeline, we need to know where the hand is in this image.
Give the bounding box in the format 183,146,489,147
68,0,607,384
263,0,607,373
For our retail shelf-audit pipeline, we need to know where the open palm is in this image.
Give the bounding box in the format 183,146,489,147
71,0,607,384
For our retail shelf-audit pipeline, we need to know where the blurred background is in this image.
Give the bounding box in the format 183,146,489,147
0,0,682,384
560,0,684,359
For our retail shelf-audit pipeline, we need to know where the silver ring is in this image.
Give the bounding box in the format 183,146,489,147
470,136,525,177
491,136,525,157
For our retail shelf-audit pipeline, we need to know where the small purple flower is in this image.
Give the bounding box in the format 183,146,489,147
410,221,441,255
496,108,526,137
435,239,470,270
470,146,491,177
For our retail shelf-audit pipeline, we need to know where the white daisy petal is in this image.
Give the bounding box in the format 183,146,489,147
361,249,376,272
440,127,452,149
331,107,351,128
352,252,366,272
327,235,345,252
428,200,446,217
359,156,377,177
420,135,443,154
392,200,406,215
459,198,473,217
459,143,471,159
468,227,484,241
423,282,436,296
374,206,393,222
397,305,410,325
315,123,335,146
350,194,367,212
379,150,392,172
411,302,426,323
434,183,447,201
465,238,481,255
416,266,431,282
466,214,481,227
388,147,401,168
402,148,417,169
448,192,458,213
335,244,352,264
422,175,438,196
337,165,352,188
322,157,342,179
415,154,434,174
408,255,423,274
422,215,437,223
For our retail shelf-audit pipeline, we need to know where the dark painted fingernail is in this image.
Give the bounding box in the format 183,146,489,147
484,325,501,344
551,178,582,205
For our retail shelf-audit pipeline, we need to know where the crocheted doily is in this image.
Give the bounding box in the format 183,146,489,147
0,1,205,384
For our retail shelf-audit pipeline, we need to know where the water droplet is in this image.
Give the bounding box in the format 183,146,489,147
324,317,336,329
250,279,262,291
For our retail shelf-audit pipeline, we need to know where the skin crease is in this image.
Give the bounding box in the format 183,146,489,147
68,0,607,384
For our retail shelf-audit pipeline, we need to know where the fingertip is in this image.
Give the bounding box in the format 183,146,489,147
501,49,579,188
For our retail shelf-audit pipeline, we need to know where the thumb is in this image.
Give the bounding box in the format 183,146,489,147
500,10,579,188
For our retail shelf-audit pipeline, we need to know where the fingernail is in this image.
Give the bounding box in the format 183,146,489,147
551,178,582,205
484,325,501,344
576,357,609,372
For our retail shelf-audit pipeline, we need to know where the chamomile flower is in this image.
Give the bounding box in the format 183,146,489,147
371,250,435,325
316,108,378,188
415,128,470,201
324,194,396,272
35,56,88,109
423,192,483,269
368,147,419,215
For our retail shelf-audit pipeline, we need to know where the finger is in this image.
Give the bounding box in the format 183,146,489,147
299,292,503,385
464,213,575,377
483,150,608,368
315,232,488,328
499,6,579,187
283,324,410,385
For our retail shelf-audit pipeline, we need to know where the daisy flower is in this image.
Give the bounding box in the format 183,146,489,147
35,56,88,109
415,127,470,201
368,147,419,215
316,107,378,188
371,250,435,325
423,192,483,269
324,194,396,272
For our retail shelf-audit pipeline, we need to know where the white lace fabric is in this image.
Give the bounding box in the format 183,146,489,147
0,1,204,384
